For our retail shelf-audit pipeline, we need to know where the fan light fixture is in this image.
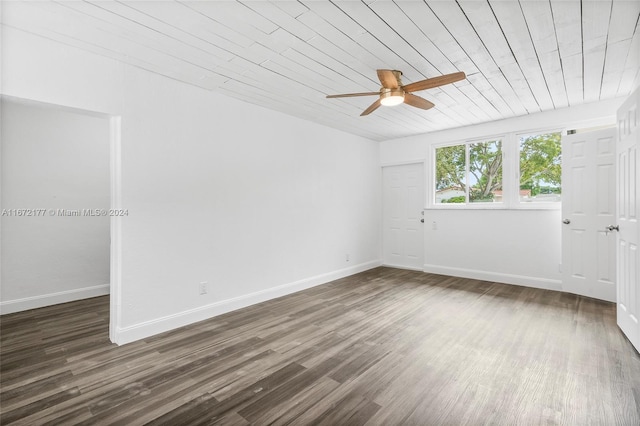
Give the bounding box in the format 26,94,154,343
326,69,466,116
380,89,405,106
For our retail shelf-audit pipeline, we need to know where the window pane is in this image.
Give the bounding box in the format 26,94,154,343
435,144,466,203
469,140,503,203
519,132,562,202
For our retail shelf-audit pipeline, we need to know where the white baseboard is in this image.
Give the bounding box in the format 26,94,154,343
381,263,424,272
0,284,110,315
113,260,382,345
422,264,562,292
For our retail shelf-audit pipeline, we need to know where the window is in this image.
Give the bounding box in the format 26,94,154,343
518,132,562,203
435,144,465,203
433,129,562,208
435,139,503,204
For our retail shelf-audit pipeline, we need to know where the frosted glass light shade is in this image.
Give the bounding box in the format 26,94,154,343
380,89,405,106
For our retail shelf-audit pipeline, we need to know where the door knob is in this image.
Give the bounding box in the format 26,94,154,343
563,219,571,224
420,219,424,223
606,225,619,232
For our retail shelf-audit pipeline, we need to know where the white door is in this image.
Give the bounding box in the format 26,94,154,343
382,163,424,270
562,128,617,302
616,88,640,352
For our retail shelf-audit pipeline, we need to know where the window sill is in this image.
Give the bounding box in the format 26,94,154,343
427,203,561,211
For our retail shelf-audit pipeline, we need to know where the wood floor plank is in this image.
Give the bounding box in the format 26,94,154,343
1,267,639,425
255,376,341,425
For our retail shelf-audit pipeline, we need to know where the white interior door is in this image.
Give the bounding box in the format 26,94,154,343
562,128,617,302
382,163,424,270
616,88,640,352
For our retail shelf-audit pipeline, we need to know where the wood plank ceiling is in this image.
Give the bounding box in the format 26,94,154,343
2,0,639,141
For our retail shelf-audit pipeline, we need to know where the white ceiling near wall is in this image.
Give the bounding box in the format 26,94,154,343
2,1,639,141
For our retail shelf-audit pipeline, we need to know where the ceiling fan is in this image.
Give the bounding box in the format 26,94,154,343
326,70,466,116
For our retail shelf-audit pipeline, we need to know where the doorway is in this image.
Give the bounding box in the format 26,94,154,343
561,128,617,302
382,163,425,270
0,97,117,335
616,88,640,352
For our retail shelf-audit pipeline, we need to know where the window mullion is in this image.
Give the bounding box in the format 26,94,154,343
465,142,470,203
502,133,516,208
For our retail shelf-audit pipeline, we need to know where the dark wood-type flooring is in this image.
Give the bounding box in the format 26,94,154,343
2,267,640,425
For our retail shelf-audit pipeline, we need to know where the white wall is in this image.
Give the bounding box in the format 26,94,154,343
423,209,562,289
1,100,110,312
381,99,624,291
1,27,381,343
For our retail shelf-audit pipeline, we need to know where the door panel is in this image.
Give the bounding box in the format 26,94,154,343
571,166,586,213
617,88,640,352
570,229,585,278
562,128,617,302
596,164,614,214
596,230,615,284
383,164,424,270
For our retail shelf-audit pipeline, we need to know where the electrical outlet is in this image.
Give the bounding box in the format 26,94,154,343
432,221,437,230
199,281,208,295
346,254,350,262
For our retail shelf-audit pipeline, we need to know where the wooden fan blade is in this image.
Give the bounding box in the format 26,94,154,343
326,92,380,98
377,69,399,89
361,99,382,116
402,71,466,93
404,93,435,110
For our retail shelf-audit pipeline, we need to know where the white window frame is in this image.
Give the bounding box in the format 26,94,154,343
513,129,564,209
431,136,506,209
429,128,564,210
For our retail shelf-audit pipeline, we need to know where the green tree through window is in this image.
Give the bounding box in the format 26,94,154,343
435,140,503,203
519,132,561,200
435,145,465,191
435,131,561,205
470,140,502,202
